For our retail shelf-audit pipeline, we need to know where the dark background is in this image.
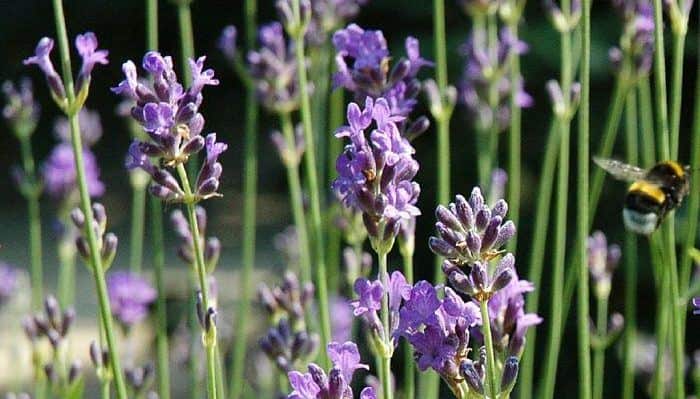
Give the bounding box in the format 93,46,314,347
0,0,699,396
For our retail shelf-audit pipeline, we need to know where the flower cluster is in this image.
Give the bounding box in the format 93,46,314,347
2,78,39,138
43,108,105,202
305,0,370,46
114,51,227,203
24,32,108,110
287,341,376,399
106,271,157,327
246,22,304,113
587,231,621,300
458,29,532,133
396,282,480,380
332,97,420,249
23,296,83,392
609,0,654,80
0,262,18,306
70,202,118,268
171,206,221,272
429,187,515,267
333,24,432,121
352,271,410,342
259,271,319,373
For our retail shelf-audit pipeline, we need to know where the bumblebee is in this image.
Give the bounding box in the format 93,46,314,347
594,157,690,235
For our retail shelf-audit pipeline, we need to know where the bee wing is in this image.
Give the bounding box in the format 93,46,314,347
593,157,647,182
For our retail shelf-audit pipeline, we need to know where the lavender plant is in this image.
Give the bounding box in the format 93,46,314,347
114,50,226,399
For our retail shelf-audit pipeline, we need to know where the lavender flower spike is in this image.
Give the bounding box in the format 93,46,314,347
2,78,40,138
75,32,109,95
107,271,157,327
43,143,105,200
587,231,621,300
23,37,65,102
332,97,420,251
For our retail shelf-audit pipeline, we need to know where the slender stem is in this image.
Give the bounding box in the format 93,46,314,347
129,185,146,272
399,242,415,399
146,0,158,50
57,235,76,307
102,379,111,399
175,164,217,399
50,1,128,397
279,112,313,284
518,120,559,399
650,235,669,399
651,0,670,160
638,78,657,166
506,22,521,254
151,196,171,399
290,0,331,367
188,289,202,399
540,9,573,393
310,43,332,183
19,136,43,310
229,2,257,398
377,251,393,399
621,90,638,399
577,0,592,396
669,31,686,159
480,299,498,398
592,296,608,399
176,0,198,178
326,88,344,293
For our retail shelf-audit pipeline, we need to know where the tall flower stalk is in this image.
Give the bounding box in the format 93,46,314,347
2,79,43,310
33,1,128,397
115,50,226,399
540,0,580,395
283,0,333,366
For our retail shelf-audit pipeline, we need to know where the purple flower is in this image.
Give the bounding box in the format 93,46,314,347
247,22,304,113
479,269,542,356
331,296,353,343
260,318,319,372
218,25,238,62
287,341,374,399
429,187,516,267
258,271,315,323
2,78,40,137
305,0,370,46
587,231,621,299
23,37,65,100
458,28,532,132
333,24,431,119
54,108,103,147
75,32,109,93
609,0,654,78
113,51,226,203
351,277,383,330
0,262,19,305
107,271,157,326
397,281,479,382
170,206,221,269
42,143,105,200
693,297,700,315
332,97,420,246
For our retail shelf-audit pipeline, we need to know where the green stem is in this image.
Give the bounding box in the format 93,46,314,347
57,235,76,308
19,137,43,310
290,0,331,368
399,242,415,399
129,186,146,272
279,112,313,284
326,88,344,293
621,90,638,399
146,0,158,50
229,2,257,398
50,1,128,397
592,296,608,399
669,31,686,159
480,299,498,398
151,196,171,399
175,164,217,399
102,379,111,399
377,251,393,399
517,120,559,399
638,78,657,166
310,43,331,183
651,0,670,160
577,0,592,396
507,22,521,254
188,289,202,399
650,235,669,399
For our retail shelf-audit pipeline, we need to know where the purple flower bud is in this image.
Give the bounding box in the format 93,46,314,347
75,32,109,94
501,356,519,393
24,37,66,100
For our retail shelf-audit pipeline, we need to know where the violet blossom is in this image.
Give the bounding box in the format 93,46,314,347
260,317,319,372
114,51,227,203
287,341,375,399
332,97,420,250
42,143,105,201
2,78,40,138
106,271,157,327
0,262,19,306
333,24,432,124
458,28,532,133
587,231,621,299
258,271,315,324
24,32,108,108
609,0,654,79
351,271,410,345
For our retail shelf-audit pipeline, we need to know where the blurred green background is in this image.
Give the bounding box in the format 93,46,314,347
0,0,698,396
